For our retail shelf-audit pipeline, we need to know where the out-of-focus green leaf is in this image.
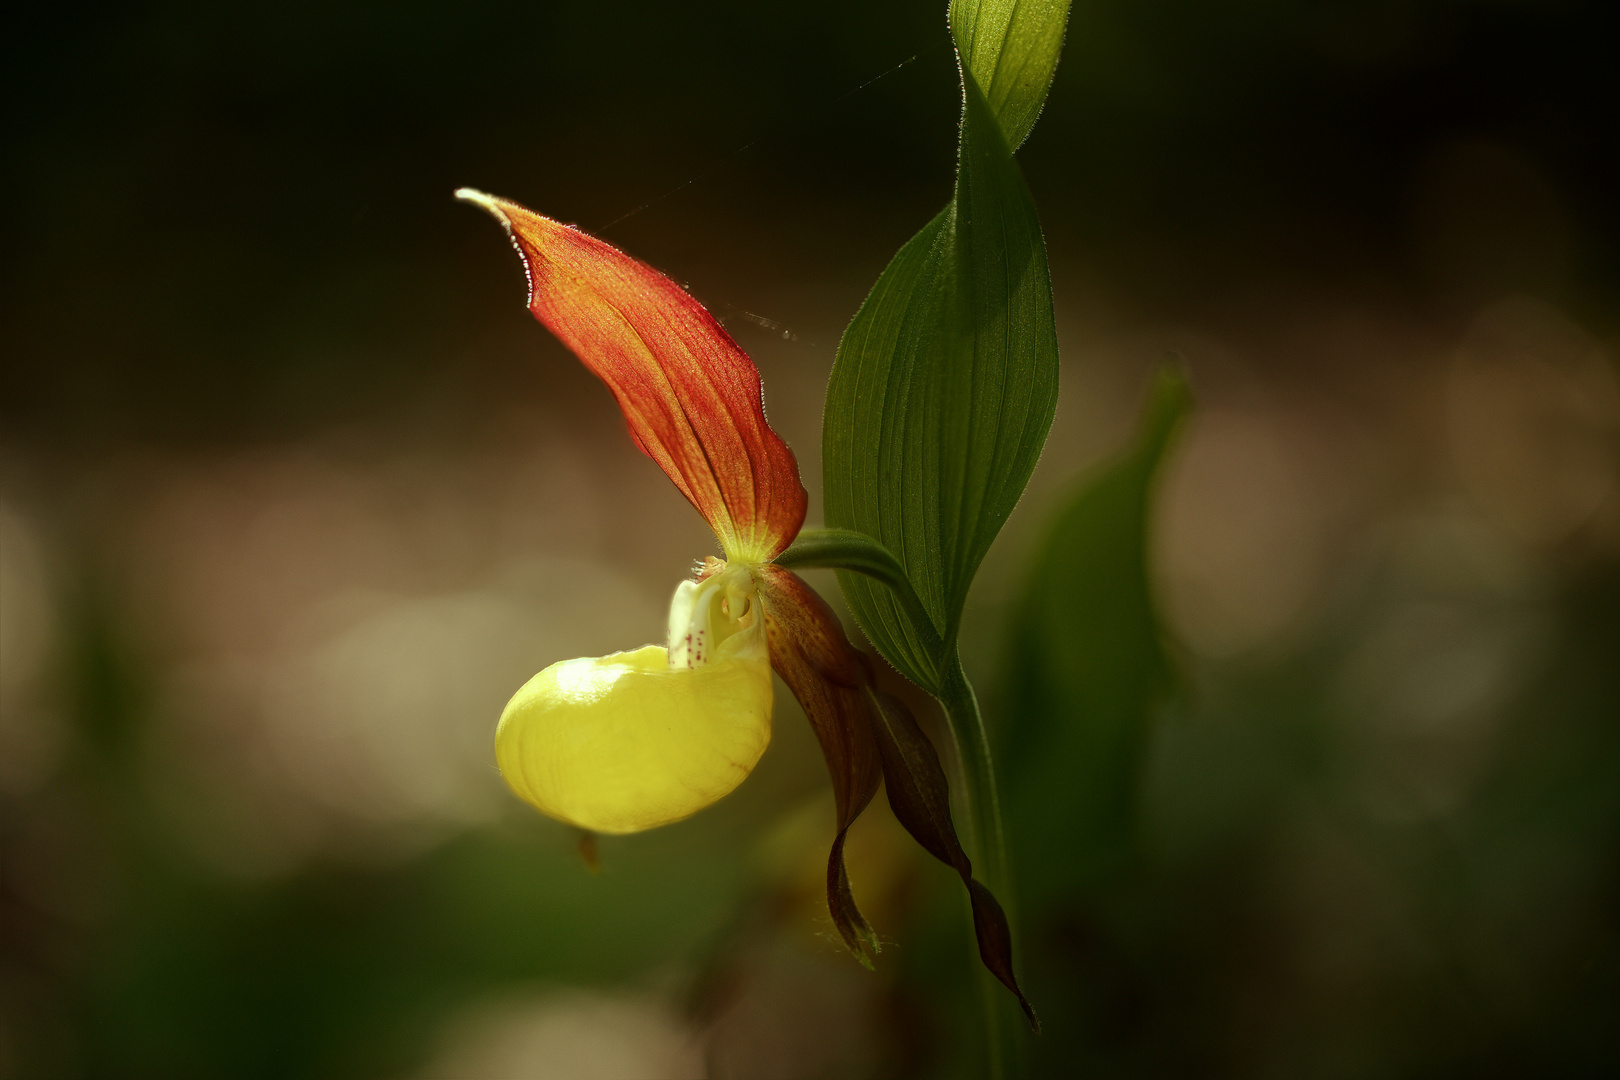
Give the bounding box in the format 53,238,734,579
950,0,1071,149
1001,365,1190,895
823,1,1070,693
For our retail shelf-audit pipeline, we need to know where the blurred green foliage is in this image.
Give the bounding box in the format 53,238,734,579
987,365,1620,1074
998,565,1620,1078
1001,364,1188,896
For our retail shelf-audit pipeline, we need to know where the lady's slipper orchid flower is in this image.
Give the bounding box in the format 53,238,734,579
458,189,1033,1024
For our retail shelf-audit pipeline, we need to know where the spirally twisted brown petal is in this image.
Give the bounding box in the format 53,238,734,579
756,566,882,963
756,566,1036,1025
868,689,1039,1030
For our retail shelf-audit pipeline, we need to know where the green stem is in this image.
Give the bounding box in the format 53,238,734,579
939,650,1023,1079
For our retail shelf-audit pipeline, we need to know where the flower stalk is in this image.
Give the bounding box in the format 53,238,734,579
940,653,1024,1078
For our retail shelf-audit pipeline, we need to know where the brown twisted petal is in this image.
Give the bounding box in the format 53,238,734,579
866,689,1039,1031
754,565,882,964
755,567,1036,1027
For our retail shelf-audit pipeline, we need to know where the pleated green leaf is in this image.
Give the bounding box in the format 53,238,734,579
950,0,1071,150
823,0,1070,692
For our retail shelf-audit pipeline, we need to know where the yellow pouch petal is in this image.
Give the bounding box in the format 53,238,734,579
496,644,773,833
496,566,773,834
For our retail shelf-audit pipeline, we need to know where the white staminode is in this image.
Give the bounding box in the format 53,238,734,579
666,567,761,671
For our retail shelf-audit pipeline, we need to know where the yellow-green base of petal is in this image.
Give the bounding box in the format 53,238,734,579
496,644,773,834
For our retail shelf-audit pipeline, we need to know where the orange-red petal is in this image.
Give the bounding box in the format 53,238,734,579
458,189,806,562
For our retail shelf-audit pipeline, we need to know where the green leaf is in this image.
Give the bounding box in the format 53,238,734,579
1000,364,1191,895
950,0,1073,149
822,2,1069,692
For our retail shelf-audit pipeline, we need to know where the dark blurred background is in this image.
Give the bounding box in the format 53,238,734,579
2,1,1617,1077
